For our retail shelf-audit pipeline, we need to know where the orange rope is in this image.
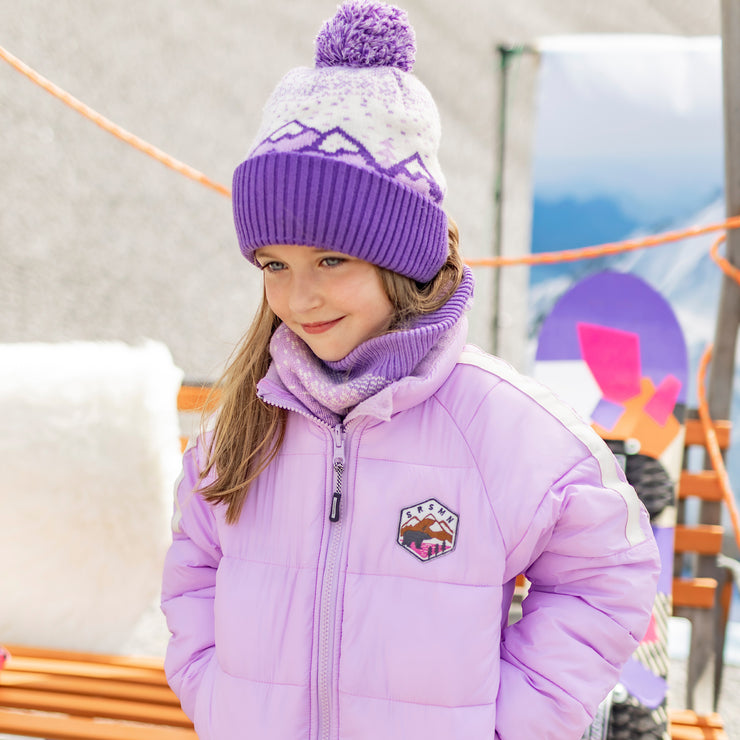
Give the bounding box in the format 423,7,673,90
697,345,740,552
466,215,740,268
0,44,231,198
710,232,740,284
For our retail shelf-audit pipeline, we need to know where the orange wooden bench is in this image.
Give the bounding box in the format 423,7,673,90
0,644,195,740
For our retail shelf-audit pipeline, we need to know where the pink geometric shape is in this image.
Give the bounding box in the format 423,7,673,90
577,323,641,402
641,613,659,645
644,374,682,426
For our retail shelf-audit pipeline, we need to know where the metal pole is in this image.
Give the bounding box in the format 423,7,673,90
492,45,529,356
708,0,740,421
491,45,510,356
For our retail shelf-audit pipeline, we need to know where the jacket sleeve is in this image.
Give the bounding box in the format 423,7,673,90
495,451,661,739
160,441,222,721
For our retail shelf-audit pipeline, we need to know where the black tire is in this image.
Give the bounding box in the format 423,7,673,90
608,699,666,740
604,440,674,519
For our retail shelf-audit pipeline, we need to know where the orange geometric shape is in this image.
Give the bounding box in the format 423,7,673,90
592,377,681,459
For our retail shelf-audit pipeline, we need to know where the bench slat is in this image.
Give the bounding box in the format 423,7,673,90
670,710,725,728
672,577,718,609
4,645,166,669
0,708,197,740
4,656,170,687
0,686,192,727
673,524,725,556
669,709,728,739
670,725,727,740
1,670,179,705
683,419,731,449
678,470,724,501
177,385,216,413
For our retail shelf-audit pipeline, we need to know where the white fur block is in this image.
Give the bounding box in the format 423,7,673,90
0,341,183,653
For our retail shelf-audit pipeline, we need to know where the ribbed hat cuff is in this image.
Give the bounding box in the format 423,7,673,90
233,152,448,282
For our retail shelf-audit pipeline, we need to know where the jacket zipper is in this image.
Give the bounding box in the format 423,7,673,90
257,385,349,739
317,422,346,740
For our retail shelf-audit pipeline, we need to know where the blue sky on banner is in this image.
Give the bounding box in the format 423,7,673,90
530,35,722,244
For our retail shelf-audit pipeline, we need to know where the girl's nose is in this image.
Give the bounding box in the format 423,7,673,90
288,271,322,314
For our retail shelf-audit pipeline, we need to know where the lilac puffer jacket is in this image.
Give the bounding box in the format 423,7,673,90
161,338,660,740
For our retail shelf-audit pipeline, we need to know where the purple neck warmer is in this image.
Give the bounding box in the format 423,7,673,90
262,266,474,426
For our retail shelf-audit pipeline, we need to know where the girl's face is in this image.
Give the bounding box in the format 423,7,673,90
255,244,394,362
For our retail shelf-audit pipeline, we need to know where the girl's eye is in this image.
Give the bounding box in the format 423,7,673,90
321,256,344,267
261,261,286,273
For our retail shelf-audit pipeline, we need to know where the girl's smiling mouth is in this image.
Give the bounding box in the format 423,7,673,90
300,318,344,334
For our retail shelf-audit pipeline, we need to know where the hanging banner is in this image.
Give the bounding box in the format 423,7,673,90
527,36,739,655
528,35,723,369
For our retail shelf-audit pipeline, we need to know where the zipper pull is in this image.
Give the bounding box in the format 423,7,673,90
330,457,344,522
330,423,345,522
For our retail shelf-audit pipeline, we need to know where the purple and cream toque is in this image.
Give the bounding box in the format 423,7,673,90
241,0,474,422
232,0,448,282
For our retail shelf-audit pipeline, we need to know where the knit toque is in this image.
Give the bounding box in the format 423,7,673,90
233,0,448,282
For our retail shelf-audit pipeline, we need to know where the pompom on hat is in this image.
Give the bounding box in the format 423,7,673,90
232,0,448,283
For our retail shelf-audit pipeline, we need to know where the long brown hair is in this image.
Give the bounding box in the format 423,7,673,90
199,217,465,524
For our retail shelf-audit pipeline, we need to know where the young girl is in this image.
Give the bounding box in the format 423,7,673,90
161,3,660,738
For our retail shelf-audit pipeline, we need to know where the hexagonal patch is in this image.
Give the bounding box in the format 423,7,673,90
398,498,458,562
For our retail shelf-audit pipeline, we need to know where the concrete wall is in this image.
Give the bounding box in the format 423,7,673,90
0,1,720,380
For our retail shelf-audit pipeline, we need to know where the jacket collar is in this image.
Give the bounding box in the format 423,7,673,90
257,317,468,427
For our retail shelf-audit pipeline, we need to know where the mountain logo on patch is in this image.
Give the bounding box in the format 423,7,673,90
398,498,458,562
